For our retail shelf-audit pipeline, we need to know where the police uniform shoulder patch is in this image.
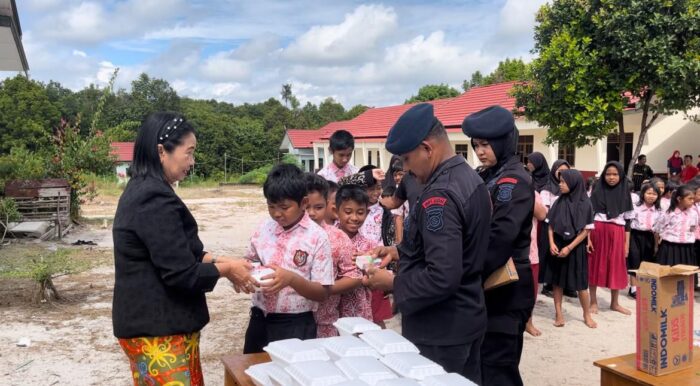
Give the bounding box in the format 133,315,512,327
496,183,515,202
422,196,447,232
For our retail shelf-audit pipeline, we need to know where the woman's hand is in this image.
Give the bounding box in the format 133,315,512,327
220,260,256,293
587,239,595,254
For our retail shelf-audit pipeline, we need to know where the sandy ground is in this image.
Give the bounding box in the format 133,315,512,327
0,184,697,385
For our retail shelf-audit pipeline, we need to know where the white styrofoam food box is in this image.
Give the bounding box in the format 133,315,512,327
358,330,420,355
284,360,348,386
380,353,446,380
321,335,381,359
264,338,330,366
335,356,398,385
245,362,293,386
333,317,382,336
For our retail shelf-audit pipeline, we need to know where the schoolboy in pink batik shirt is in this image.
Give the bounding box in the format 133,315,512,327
305,173,364,337
242,164,333,353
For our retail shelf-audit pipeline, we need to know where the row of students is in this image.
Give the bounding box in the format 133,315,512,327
242,163,406,352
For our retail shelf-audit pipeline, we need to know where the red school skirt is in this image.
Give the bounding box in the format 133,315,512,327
588,221,628,290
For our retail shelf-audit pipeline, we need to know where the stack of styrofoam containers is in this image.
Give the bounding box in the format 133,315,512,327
246,317,475,386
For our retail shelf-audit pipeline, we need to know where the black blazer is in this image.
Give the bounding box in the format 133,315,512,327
112,175,220,338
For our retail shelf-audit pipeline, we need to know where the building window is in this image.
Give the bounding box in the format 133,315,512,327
309,159,315,172
558,145,576,166
367,150,373,166
517,135,534,165
318,157,324,169
455,144,469,161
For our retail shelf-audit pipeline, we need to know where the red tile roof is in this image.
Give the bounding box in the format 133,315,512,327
437,81,520,127
285,82,521,148
110,142,134,162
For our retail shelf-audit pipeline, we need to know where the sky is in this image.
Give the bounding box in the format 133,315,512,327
4,0,549,108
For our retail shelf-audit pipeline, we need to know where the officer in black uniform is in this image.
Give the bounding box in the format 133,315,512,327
462,106,535,386
365,103,492,384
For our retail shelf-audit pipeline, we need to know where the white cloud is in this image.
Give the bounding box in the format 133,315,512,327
483,0,549,55
200,52,251,82
72,49,87,57
38,0,187,44
283,4,398,64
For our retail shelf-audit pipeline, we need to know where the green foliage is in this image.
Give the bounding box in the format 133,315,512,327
48,117,115,219
463,59,530,91
236,154,300,185
128,73,181,122
0,197,20,245
514,0,700,168
0,147,48,193
463,71,484,91
0,75,61,153
104,120,140,142
405,84,460,104
1,249,85,302
344,104,369,120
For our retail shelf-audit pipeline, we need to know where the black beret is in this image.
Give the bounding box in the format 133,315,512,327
386,103,438,155
461,105,516,139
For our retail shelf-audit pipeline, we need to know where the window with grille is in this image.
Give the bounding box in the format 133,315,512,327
517,135,534,164
558,145,576,166
455,144,469,161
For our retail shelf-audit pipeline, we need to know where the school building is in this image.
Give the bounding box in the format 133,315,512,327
280,82,700,177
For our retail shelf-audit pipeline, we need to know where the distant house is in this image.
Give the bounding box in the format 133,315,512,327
110,142,134,183
280,82,700,178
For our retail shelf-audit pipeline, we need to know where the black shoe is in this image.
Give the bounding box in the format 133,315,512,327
564,289,578,298
541,288,553,298
628,288,637,299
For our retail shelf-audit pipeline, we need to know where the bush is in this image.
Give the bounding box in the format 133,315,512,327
3,249,77,303
0,197,20,245
235,154,300,185
0,147,48,194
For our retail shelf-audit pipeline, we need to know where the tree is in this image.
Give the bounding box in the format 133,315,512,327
513,0,700,172
483,58,530,85
405,84,460,104
318,97,346,126
0,75,61,154
463,71,484,91
127,73,181,122
344,104,369,120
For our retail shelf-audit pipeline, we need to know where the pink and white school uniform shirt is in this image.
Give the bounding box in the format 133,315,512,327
315,223,362,337
245,213,333,314
337,233,375,320
653,208,698,244
631,204,661,232
359,203,384,244
317,162,359,183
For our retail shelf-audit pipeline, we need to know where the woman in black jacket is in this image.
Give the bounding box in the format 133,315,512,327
112,112,255,386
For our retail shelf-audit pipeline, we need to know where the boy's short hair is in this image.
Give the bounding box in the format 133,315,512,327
335,185,369,209
329,130,355,152
263,164,307,204
305,173,329,200
382,185,396,198
685,154,693,160
637,154,646,161
327,180,339,194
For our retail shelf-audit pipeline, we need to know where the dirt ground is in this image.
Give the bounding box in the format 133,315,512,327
0,184,698,385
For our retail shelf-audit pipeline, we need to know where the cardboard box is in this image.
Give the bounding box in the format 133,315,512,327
484,257,519,291
633,262,699,376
